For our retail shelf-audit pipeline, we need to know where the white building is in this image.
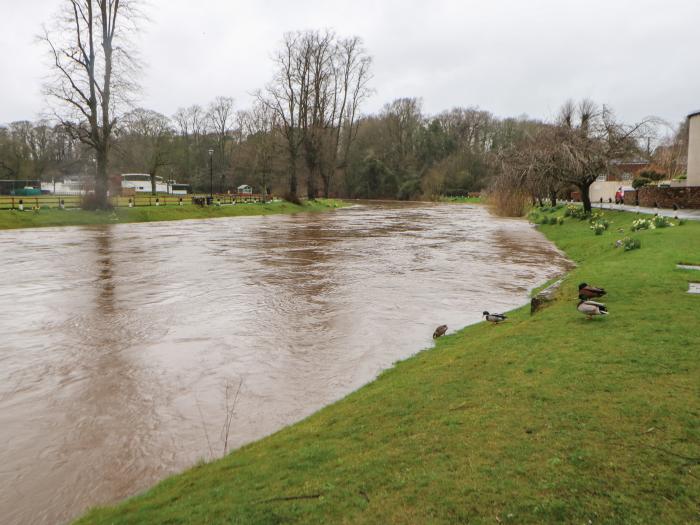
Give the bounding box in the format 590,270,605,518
121,174,189,194
237,184,253,194
688,110,700,187
121,174,167,193
40,177,88,195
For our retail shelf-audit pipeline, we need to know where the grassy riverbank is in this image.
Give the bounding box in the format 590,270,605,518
442,195,483,204
0,199,345,230
76,207,699,524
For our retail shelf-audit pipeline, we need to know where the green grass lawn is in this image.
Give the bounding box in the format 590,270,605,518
0,199,345,230
442,195,483,204
76,207,699,524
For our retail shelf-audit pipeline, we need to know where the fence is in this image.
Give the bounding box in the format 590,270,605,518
0,193,269,211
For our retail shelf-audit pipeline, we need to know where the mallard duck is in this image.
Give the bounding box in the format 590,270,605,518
578,283,606,299
433,325,448,339
483,311,507,324
577,296,609,319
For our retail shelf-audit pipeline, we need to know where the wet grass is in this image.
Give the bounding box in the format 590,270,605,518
442,195,483,204
0,199,345,230
75,207,700,524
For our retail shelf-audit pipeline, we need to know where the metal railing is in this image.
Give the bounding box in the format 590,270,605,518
0,193,270,210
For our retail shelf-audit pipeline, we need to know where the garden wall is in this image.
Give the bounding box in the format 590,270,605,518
631,186,700,209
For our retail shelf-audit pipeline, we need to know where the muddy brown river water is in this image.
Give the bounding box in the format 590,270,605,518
0,202,570,524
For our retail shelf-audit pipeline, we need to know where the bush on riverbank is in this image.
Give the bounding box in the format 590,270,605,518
76,208,700,525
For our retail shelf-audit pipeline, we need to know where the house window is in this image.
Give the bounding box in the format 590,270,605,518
621,173,632,181
596,175,607,182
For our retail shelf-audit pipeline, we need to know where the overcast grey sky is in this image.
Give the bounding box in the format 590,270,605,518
1,0,698,127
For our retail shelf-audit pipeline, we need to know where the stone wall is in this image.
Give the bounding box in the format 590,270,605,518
634,186,700,209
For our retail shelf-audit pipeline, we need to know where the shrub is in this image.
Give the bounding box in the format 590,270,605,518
652,215,673,228
564,204,589,219
527,211,540,223
283,192,302,205
548,216,559,225
589,211,609,229
632,177,650,190
81,193,112,210
638,169,665,182
590,222,606,235
489,189,529,217
556,216,564,225
623,237,641,251
631,218,654,231
397,178,423,201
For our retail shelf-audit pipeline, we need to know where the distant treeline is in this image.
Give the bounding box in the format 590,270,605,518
0,101,549,199
2,25,687,204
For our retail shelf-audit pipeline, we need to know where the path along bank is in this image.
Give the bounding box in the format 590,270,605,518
76,205,699,524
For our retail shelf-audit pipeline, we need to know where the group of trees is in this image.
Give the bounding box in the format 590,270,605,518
1,1,685,211
0,120,82,182
493,100,657,213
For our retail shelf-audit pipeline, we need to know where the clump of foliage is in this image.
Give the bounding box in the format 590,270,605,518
652,215,674,228
631,215,673,231
590,222,607,235
589,211,610,229
638,170,665,182
564,204,589,220
556,216,564,225
622,236,641,251
632,177,650,189
527,211,541,223
632,170,666,191
631,218,654,231
81,193,112,211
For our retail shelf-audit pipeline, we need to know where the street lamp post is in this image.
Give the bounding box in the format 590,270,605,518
208,149,214,201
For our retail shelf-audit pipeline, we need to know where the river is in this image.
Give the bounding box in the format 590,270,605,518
0,202,570,524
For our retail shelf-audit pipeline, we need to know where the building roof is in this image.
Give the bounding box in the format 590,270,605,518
688,110,700,119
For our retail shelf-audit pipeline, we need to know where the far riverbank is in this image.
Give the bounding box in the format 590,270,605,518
0,199,345,230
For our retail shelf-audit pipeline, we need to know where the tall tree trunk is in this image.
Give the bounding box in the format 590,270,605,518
580,183,592,213
322,174,330,198
307,166,318,199
549,190,557,207
289,152,298,197
96,148,109,208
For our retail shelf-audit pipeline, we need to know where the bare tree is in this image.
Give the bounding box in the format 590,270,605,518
118,108,172,194
653,119,689,180
259,30,372,200
319,35,372,198
41,0,141,208
553,100,654,212
207,96,235,191
239,102,280,200
381,97,424,172
257,32,306,200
